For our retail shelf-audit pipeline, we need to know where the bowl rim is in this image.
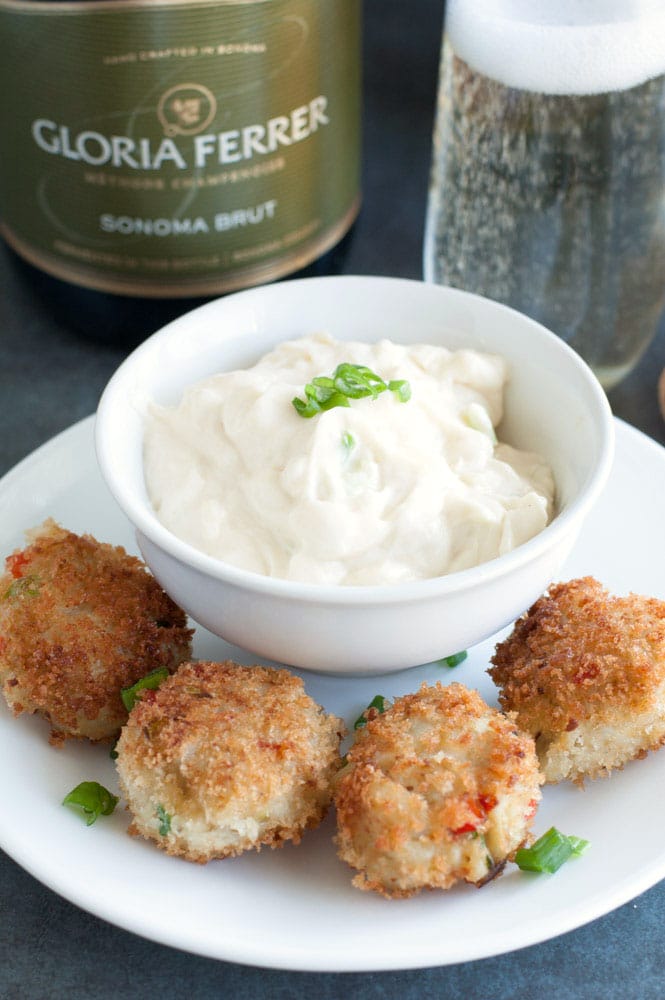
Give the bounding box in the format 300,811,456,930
95,275,615,606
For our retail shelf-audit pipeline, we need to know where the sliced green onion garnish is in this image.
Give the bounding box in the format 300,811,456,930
461,403,498,444
334,363,385,399
440,650,468,668
353,694,388,730
566,836,591,856
292,364,411,418
515,827,590,874
341,431,355,451
156,804,172,836
121,667,170,712
387,379,411,403
62,781,119,826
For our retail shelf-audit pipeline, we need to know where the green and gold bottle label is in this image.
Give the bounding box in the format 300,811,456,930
0,0,361,295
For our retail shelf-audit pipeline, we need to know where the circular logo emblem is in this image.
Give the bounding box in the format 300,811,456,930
157,83,217,137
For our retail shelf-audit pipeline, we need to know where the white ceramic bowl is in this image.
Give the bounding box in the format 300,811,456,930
95,276,614,675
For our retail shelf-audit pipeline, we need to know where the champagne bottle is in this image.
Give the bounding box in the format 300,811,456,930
0,0,361,344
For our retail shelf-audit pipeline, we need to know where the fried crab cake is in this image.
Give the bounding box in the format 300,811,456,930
115,661,345,862
0,520,192,743
489,577,665,784
333,682,542,898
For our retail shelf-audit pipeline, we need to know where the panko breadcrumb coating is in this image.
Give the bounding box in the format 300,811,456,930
0,520,192,743
334,682,542,898
115,661,345,862
489,577,665,784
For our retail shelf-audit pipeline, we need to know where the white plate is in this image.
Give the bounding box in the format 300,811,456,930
0,415,663,972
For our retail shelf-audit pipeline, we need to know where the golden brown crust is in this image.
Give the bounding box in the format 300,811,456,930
0,520,192,742
334,682,542,898
489,577,665,781
116,660,345,862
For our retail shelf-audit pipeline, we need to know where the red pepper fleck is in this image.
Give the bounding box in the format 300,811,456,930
452,822,478,836
524,797,539,822
566,718,579,732
451,794,497,836
574,666,599,684
6,552,29,579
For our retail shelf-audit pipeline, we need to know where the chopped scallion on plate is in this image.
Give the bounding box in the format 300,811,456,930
515,827,590,874
439,650,468,668
62,781,118,826
353,694,388,730
121,667,170,712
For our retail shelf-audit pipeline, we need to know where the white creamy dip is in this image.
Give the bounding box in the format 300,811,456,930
143,334,554,585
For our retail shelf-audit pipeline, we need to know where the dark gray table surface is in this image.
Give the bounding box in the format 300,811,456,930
2,3,665,997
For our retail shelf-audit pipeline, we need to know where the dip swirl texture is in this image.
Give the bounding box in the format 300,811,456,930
143,334,554,585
